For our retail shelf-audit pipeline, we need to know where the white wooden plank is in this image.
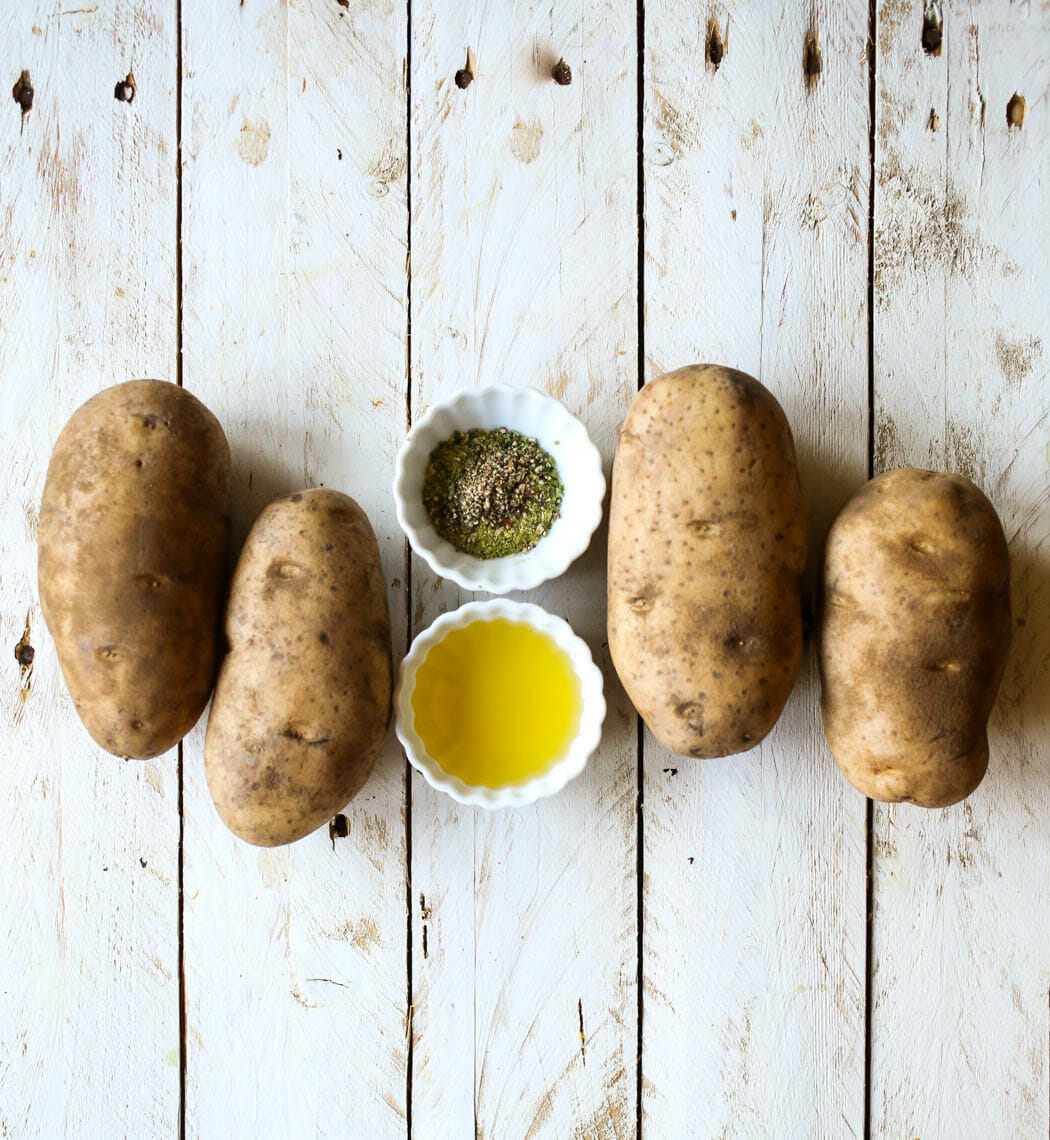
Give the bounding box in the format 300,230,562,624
0,2,180,1135
642,2,870,1134
180,1,409,1134
871,2,1050,1133
408,4,638,1136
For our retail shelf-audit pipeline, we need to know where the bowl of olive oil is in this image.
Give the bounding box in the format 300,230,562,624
395,600,606,807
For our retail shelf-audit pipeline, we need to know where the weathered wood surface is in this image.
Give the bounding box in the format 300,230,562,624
179,0,410,1134
0,3,181,1136
1,0,1048,1135
871,1,1050,1135
407,4,639,1137
641,2,870,1135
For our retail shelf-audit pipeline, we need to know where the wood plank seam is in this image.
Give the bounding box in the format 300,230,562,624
404,2,415,1137
175,3,187,1138
864,3,877,1137
635,1,646,1137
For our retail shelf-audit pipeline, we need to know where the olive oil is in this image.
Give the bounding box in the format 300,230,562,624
411,619,581,788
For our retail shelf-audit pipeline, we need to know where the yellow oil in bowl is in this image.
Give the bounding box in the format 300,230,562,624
410,618,582,788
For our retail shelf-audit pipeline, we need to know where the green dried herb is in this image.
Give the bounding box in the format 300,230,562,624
422,427,564,559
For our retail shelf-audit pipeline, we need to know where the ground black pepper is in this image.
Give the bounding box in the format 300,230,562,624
422,427,564,559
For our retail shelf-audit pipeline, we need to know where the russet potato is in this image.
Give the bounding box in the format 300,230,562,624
38,380,231,759
819,467,1011,807
205,490,392,846
608,364,806,758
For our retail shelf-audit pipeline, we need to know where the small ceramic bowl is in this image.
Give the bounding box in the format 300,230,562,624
393,385,605,594
395,599,606,809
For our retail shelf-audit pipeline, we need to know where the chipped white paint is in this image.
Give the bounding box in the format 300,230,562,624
0,1,181,1136
642,2,870,1135
871,1,1050,1135
3,0,1050,1135
408,4,638,1137
179,0,409,1135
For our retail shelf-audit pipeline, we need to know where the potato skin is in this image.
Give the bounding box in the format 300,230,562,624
818,468,1011,807
38,380,231,759
205,490,392,846
608,364,806,757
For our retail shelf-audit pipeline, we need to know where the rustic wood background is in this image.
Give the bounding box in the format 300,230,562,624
2,1,1048,1136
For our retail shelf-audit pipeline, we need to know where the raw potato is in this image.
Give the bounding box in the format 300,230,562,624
38,380,231,759
205,490,392,846
608,364,806,757
819,468,1011,807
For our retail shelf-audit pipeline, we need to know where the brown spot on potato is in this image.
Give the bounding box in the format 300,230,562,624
131,412,168,432
267,560,305,580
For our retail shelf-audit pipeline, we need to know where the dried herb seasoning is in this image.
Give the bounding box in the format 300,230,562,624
422,427,564,559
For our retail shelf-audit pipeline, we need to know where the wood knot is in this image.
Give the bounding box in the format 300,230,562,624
15,612,35,698
803,32,822,87
1006,93,1026,129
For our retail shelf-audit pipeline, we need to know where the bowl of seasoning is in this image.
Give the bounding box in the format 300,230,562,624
393,385,605,593
395,599,606,807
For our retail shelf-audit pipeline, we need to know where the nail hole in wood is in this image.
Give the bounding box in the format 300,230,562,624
706,21,725,70
804,31,822,87
921,9,943,55
12,70,33,115
329,814,349,847
1006,93,1025,129
455,47,477,89
551,57,572,85
114,72,136,103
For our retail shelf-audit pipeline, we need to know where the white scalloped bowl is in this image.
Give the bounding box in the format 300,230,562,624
395,600,606,808
393,385,605,594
